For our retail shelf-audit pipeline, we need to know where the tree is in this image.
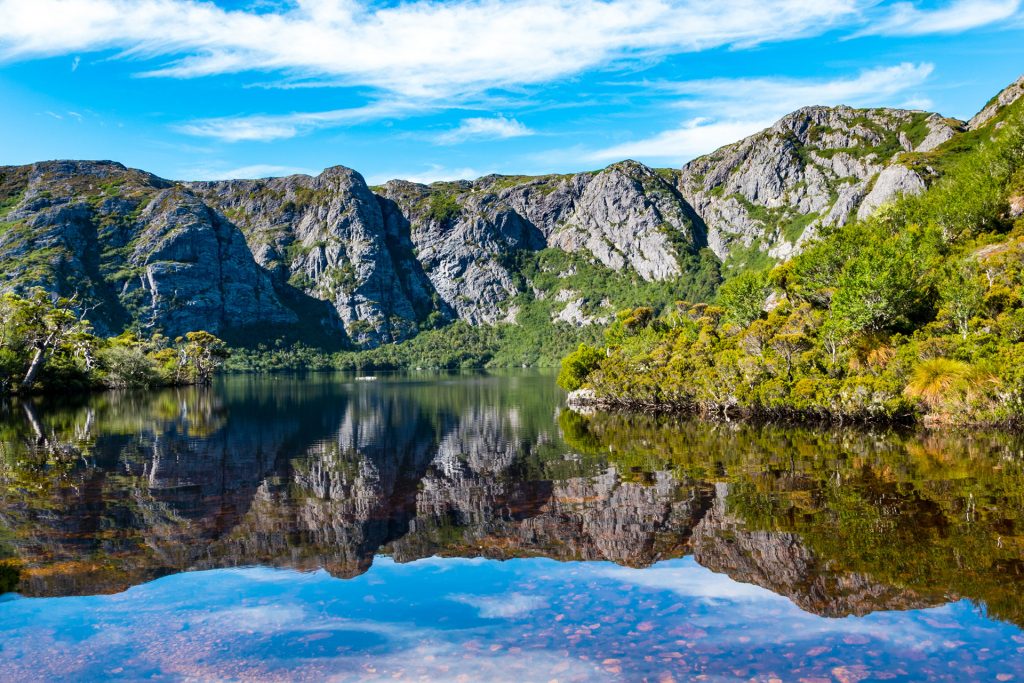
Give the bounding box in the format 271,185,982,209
99,345,159,388
557,343,604,391
3,289,92,390
938,258,987,339
828,238,923,334
718,270,770,327
180,331,229,385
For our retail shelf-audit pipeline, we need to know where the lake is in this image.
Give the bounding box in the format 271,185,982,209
1,371,1023,682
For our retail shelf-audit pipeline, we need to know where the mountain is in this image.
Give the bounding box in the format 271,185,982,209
2,76,1021,352
676,106,959,268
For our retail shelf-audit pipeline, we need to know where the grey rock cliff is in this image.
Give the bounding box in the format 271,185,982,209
189,167,441,347
856,163,928,220
677,106,959,264
969,74,1024,129
0,160,294,338
378,160,702,324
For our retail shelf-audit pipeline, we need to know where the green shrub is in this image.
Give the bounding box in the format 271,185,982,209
426,193,461,224
557,343,604,391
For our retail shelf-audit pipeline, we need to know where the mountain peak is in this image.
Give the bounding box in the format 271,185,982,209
969,74,1024,130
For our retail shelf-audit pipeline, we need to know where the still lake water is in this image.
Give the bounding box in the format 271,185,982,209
1,371,1023,682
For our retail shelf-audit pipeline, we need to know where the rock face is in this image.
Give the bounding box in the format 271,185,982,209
969,74,1024,129
378,161,701,324
190,168,442,346
0,161,295,338
856,164,928,220
0,158,703,342
4,77,1018,346
676,106,960,265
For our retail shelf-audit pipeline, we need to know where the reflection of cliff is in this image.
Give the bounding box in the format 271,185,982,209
389,406,714,565
693,483,941,617
3,386,348,596
206,393,440,578
3,382,1023,628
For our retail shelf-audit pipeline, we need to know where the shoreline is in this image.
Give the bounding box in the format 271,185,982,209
565,389,1020,429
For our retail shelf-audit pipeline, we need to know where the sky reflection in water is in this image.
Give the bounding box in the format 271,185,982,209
1,372,1024,681
3,557,1023,682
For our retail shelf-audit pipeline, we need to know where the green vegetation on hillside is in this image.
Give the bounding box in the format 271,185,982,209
561,101,1024,425
226,246,723,371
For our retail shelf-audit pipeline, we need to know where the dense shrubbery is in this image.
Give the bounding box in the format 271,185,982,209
0,289,229,394
562,102,1024,425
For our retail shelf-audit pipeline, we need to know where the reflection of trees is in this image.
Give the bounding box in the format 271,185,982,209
3,381,1024,628
561,409,1024,626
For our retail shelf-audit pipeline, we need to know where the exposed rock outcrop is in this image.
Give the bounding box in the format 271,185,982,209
378,161,701,324
677,106,961,264
190,167,441,346
0,161,295,338
969,74,1024,129
856,164,928,220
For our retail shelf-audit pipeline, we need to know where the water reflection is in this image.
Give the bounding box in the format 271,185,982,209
1,372,1022,634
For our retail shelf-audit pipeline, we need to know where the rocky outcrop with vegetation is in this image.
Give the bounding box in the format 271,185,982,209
676,106,958,269
560,75,1024,426
7,78,1012,361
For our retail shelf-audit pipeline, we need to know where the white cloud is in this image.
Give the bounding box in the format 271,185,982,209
860,0,1021,36
434,116,534,145
586,117,774,163
597,562,790,602
450,592,548,618
365,164,487,185
70,55,79,71
182,163,321,181
176,100,425,142
0,0,863,102
585,62,935,164
656,62,935,118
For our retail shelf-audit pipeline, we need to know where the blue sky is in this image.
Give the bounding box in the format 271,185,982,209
0,0,1022,184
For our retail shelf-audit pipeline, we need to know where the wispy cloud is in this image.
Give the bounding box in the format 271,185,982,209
0,1,866,98
859,0,1021,36
434,116,534,145
181,163,321,181
70,55,79,71
585,62,934,164
1,1,1000,147
585,118,776,163
597,563,789,602
653,62,935,117
365,164,487,186
450,592,548,618
176,100,425,142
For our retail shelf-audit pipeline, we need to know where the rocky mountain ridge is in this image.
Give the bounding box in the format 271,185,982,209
1,75,1021,348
